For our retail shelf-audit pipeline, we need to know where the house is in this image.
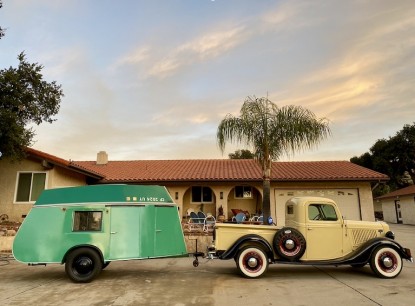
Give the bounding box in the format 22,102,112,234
0,148,103,222
0,148,389,225
376,185,415,225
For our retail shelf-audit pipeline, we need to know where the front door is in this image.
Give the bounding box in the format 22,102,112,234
304,203,343,260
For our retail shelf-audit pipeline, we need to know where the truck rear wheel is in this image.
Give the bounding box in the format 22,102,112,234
273,227,306,261
370,246,402,278
236,246,268,278
65,248,103,283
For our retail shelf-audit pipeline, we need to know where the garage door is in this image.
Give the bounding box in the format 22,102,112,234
275,188,361,221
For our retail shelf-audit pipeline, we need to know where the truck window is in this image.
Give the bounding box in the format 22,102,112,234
73,211,103,231
308,204,338,221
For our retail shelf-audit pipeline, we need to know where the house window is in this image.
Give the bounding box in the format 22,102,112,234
73,211,103,231
15,172,47,203
235,186,253,199
191,186,213,203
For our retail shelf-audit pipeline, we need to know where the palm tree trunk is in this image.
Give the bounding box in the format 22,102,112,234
262,163,272,225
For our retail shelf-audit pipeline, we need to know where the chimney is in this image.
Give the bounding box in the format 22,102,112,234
96,151,108,165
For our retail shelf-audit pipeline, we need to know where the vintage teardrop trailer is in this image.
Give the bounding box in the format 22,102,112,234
13,185,187,282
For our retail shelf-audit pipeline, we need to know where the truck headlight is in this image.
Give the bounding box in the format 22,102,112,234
385,231,395,240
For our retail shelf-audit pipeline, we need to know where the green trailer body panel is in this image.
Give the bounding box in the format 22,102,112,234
13,185,187,264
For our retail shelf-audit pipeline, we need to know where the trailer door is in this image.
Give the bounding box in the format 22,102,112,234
109,206,144,260
154,205,186,257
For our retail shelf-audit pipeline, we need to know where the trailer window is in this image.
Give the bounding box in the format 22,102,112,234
73,211,102,231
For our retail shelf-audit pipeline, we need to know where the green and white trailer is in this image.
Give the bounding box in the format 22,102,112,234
13,184,187,282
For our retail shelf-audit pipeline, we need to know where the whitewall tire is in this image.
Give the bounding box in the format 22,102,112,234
236,246,268,278
370,246,402,279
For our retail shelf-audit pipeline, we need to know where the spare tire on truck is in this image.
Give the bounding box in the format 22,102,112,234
273,227,306,261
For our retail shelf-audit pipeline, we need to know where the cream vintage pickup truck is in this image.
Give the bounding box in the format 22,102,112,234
203,197,412,279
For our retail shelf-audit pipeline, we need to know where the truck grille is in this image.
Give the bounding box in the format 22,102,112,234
352,229,378,247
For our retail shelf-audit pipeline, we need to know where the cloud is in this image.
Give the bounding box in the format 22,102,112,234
111,46,150,69
112,25,248,80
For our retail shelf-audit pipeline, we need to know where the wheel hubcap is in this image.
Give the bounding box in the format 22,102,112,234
74,256,93,275
382,256,393,268
285,239,295,250
248,257,258,268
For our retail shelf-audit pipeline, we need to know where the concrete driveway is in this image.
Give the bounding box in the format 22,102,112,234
0,224,414,306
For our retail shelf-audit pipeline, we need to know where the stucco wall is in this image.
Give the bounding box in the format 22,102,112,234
166,180,374,225
0,158,87,222
382,200,397,223
382,196,415,225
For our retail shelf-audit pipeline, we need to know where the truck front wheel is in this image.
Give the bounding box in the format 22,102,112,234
65,248,103,283
370,246,402,278
236,246,268,278
273,227,306,261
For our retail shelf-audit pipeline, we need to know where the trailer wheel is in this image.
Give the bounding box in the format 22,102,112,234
236,246,268,278
370,246,402,278
65,248,102,283
273,227,306,261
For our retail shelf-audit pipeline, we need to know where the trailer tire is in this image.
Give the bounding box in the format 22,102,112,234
236,246,268,278
273,227,306,261
65,248,102,283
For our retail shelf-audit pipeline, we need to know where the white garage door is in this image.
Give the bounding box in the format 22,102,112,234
275,188,361,221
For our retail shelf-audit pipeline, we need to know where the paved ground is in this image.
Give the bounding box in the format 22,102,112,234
0,224,414,306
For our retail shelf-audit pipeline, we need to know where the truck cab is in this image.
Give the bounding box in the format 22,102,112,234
285,197,390,261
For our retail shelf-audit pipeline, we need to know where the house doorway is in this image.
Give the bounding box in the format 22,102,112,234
395,200,403,224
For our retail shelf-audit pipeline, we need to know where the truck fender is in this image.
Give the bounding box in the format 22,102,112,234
345,238,412,265
218,234,274,260
62,245,105,264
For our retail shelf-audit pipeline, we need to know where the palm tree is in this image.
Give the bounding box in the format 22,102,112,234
217,96,331,224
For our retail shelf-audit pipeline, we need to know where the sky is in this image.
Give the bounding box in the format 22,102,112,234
1,0,414,162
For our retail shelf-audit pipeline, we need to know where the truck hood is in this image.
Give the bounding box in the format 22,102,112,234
344,220,391,248
344,219,390,233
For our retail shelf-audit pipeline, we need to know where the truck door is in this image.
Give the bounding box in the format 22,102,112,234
109,206,147,260
305,203,343,260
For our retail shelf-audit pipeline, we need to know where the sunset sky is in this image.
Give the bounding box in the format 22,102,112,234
1,0,414,162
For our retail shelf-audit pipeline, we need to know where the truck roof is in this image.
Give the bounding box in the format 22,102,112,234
34,184,174,206
286,196,336,206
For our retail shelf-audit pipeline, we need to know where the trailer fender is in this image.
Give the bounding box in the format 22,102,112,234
62,245,105,264
218,234,274,260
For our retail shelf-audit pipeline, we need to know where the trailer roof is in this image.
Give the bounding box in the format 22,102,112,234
34,185,174,206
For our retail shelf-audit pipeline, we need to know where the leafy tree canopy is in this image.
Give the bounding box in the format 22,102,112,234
0,52,63,160
350,122,415,196
228,149,254,159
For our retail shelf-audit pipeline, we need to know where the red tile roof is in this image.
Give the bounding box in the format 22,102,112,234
25,147,103,179
73,159,389,183
376,184,415,200
25,147,71,167
25,147,389,183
